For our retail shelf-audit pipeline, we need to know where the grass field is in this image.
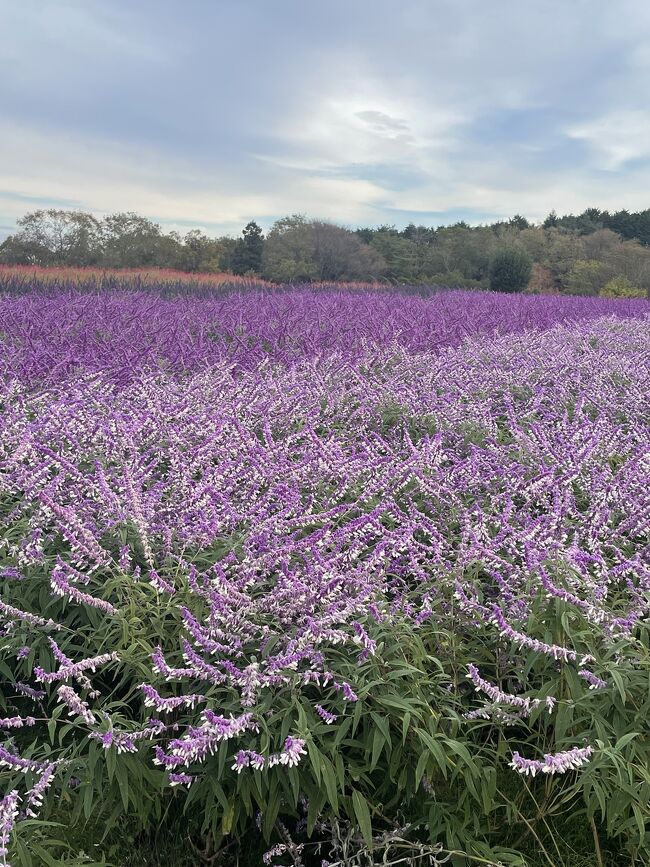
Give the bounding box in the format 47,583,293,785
0,278,648,866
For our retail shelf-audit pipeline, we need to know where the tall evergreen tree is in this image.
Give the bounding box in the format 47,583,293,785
231,221,264,275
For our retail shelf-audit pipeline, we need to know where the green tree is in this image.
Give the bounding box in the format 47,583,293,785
231,221,265,275
0,209,103,265
262,215,384,282
101,212,173,268
508,214,530,230
367,230,418,282
565,259,605,296
261,215,317,282
488,248,532,293
537,228,584,289
177,230,236,272
600,276,646,298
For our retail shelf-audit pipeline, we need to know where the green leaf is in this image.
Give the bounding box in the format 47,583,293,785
263,789,280,841
14,837,33,867
370,726,385,772
402,711,411,745
209,779,230,813
222,802,235,835
307,786,326,836
333,716,352,747
115,760,130,811
320,758,339,815
632,805,645,841
83,781,94,820
105,745,116,782
611,669,627,704
352,790,373,850
376,695,417,713
554,700,573,742
352,699,363,735
370,712,390,744
27,845,58,867
614,731,639,751
416,729,448,779
307,740,322,785
415,750,429,788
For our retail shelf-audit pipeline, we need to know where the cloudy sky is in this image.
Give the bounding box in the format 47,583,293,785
1,0,650,239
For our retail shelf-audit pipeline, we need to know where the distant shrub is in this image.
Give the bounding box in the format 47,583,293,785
600,275,646,298
488,248,532,293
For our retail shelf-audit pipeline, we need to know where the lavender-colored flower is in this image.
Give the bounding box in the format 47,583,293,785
263,844,288,865
0,745,47,774
466,664,556,715
0,600,59,631
56,685,96,725
50,563,117,615
0,716,35,729
148,569,176,595
578,669,608,690
24,763,57,818
337,682,358,702
279,736,307,768
490,607,590,664
140,684,206,712
0,568,24,581
0,791,20,865
91,719,169,754
510,745,594,776
35,650,119,684
231,750,250,773
352,621,377,660
314,704,338,725
14,683,45,701
168,772,196,787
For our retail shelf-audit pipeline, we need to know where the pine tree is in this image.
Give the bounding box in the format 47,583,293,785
231,221,264,275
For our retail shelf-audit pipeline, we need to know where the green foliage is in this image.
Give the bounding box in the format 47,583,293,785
0,210,103,267
3,541,650,865
565,260,605,296
2,207,650,294
231,221,265,275
600,276,646,299
488,248,533,293
261,215,385,282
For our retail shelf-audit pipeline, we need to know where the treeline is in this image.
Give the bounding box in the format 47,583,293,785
543,206,650,245
2,207,650,297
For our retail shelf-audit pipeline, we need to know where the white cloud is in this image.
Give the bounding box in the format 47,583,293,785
0,120,390,233
567,109,650,170
0,122,270,234
3,0,650,235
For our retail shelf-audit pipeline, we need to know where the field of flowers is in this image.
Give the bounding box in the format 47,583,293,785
0,279,648,866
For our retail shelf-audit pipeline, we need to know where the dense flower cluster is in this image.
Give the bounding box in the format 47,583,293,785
0,287,646,383
0,284,648,861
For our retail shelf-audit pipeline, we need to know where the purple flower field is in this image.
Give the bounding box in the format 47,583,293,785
0,284,649,863
0,287,646,381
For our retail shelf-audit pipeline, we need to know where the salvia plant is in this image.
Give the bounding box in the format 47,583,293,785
0,278,648,866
